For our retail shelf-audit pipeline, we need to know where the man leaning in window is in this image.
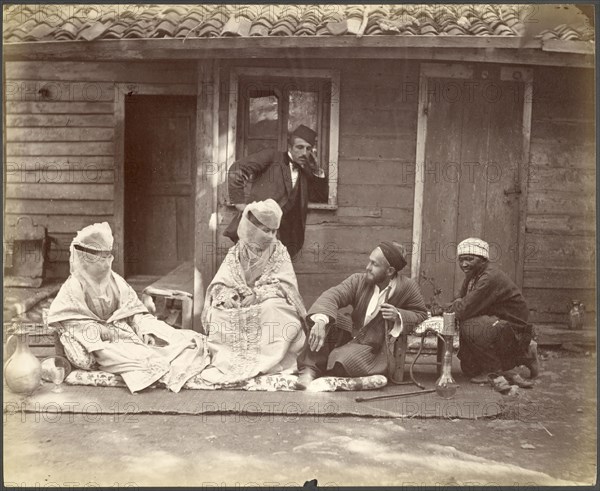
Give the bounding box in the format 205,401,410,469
224,125,328,259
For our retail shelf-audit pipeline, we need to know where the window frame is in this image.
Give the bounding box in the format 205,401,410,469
227,67,340,209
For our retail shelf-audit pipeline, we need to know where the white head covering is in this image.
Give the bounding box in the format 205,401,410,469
70,222,115,293
236,200,282,284
457,238,489,259
237,199,282,251
72,221,113,252
249,198,282,229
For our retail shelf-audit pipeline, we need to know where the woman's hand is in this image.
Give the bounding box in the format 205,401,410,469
141,333,157,346
222,297,237,309
240,293,257,307
99,324,120,343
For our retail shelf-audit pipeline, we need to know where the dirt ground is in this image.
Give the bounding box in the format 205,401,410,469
3,348,597,487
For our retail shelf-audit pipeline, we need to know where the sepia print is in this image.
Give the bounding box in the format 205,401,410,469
3,3,596,487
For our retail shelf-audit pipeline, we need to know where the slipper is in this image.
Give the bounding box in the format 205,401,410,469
505,373,534,389
507,385,520,397
487,373,512,394
307,375,388,392
470,374,490,384
295,370,317,390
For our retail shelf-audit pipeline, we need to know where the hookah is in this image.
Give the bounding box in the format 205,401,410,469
356,312,458,402
434,312,459,398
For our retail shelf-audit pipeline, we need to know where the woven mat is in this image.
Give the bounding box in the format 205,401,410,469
4,370,504,420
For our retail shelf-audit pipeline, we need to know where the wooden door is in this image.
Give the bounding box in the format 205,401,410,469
419,69,525,303
124,95,197,276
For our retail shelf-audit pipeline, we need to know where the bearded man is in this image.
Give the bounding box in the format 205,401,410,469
296,242,428,389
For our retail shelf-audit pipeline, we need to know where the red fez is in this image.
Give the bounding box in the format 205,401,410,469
377,241,407,272
291,125,317,147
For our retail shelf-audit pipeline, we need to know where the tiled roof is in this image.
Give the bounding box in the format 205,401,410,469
3,4,594,43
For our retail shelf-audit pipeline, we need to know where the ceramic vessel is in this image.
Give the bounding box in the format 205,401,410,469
4,331,42,394
568,300,585,330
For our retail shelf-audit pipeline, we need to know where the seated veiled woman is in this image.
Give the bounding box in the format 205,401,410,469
48,222,208,393
200,199,307,384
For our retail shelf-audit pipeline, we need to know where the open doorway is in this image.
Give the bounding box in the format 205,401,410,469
123,95,197,278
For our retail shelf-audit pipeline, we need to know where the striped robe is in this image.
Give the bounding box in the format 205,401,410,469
306,273,428,376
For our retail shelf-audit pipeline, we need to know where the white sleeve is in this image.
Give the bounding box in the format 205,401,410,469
389,308,404,338
310,313,329,325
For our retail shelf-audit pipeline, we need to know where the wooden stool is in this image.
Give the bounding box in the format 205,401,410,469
391,330,445,383
141,261,194,330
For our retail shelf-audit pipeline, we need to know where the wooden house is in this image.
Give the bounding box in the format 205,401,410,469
3,4,596,333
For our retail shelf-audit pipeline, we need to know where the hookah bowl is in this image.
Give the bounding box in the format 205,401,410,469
435,312,458,399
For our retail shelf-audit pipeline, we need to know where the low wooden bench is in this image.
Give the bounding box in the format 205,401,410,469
141,261,194,330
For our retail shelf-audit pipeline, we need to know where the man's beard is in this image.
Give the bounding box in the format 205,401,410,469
365,271,380,284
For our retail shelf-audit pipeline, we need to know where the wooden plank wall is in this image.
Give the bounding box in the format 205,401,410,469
4,61,196,279
216,59,419,307
299,60,417,306
8,58,592,329
216,60,595,324
525,67,596,326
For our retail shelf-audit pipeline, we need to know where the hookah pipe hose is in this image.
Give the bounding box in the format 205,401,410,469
356,328,445,402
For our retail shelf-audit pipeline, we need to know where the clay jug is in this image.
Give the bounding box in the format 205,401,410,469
567,300,585,330
4,330,42,394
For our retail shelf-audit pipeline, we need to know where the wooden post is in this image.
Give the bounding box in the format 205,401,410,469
194,59,220,333
517,78,533,289
113,84,125,276
499,66,533,289
410,69,428,280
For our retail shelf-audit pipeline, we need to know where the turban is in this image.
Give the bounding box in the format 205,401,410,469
457,238,489,259
377,241,407,272
72,221,113,253
291,124,317,147
246,199,282,230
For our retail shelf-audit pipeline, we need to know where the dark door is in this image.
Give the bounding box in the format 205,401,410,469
420,73,524,302
124,95,196,276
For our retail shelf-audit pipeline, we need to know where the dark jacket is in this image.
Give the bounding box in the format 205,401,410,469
451,262,529,327
308,273,428,350
224,149,328,256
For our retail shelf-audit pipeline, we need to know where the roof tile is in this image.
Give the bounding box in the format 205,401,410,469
55,21,80,39
271,24,295,37
181,11,206,25
196,21,223,38
25,23,56,41
3,4,593,44
122,25,147,39
151,19,178,38
161,6,191,18
249,24,269,37
79,21,111,41
106,22,129,36
222,16,252,37
327,20,347,36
